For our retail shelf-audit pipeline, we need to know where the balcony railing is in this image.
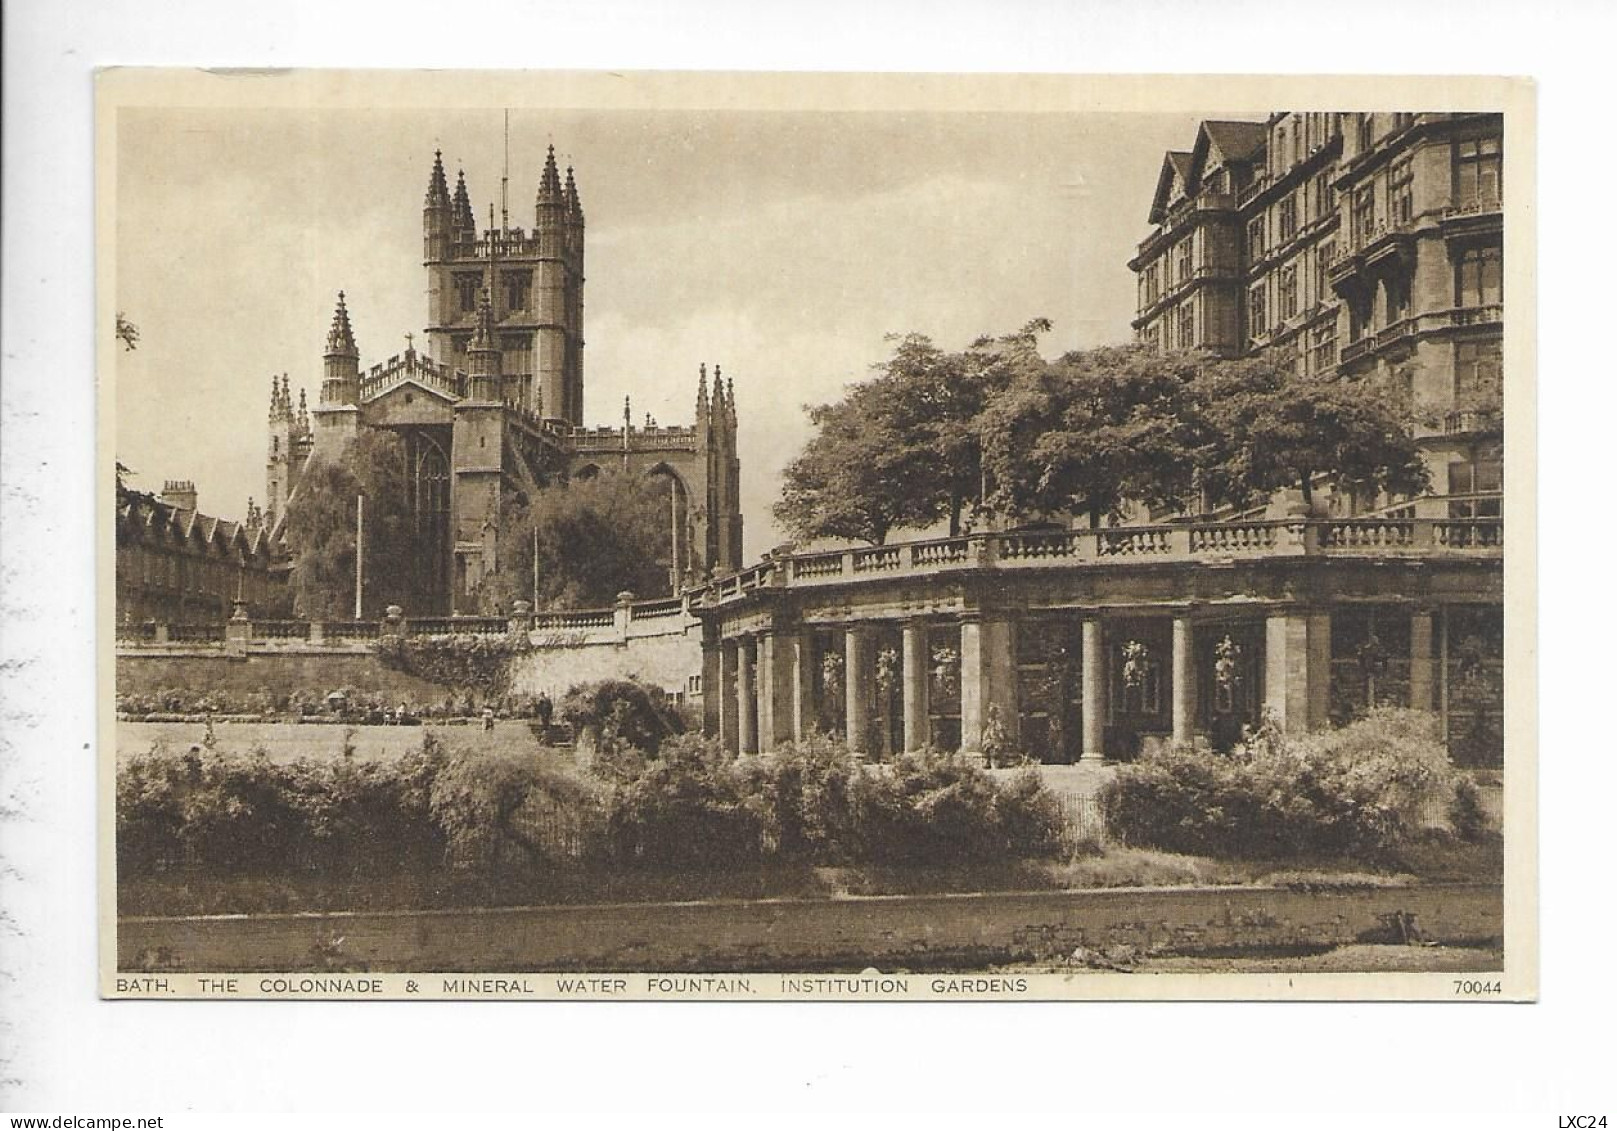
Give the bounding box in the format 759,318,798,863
693,516,1502,607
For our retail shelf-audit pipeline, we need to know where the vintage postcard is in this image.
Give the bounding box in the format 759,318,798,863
98,69,1534,1000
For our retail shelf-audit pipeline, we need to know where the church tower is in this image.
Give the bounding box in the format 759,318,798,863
450,283,508,607
264,374,294,526
421,146,585,426
313,291,361,454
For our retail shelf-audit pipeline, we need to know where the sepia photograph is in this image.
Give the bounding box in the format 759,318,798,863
99,70,1530,998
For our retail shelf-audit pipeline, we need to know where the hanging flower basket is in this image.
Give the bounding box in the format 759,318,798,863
1355,633,1390,678
1214,634,1242,690
874,647,899,696
1455,634,1490,685
930,645,959,698
820,651,845,700
1122,640,1151,690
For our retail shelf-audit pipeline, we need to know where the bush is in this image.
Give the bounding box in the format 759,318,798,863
848,751,1063,864
1102,708,1463,861
603,734,764,866
118,725,1070,884
428,747,606,869
560,678,683,756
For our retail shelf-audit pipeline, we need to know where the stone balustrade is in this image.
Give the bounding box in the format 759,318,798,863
694,517,1502,610
118,593,699,656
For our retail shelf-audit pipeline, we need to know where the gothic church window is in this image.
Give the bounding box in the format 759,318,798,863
455,274,480,313
504,270,531,312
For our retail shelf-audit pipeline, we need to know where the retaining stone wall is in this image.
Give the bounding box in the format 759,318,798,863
119,882,1503,974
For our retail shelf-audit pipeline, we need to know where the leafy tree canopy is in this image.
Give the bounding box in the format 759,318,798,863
282,431,414,619
774,319,1051,545
778,324,1435,540
480,469,672,611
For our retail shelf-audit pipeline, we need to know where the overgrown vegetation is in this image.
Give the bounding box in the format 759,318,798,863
375,630,533,702
559,678,684,757
116,728,1065,901
1101,709,1477,863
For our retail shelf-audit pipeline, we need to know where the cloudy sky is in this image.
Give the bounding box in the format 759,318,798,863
114,100,1216,554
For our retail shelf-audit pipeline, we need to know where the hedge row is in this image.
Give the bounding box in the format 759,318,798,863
116,731,1066,878
1101,708,1483,861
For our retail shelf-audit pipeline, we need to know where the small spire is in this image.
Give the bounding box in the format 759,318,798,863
452,168,475,234
325,291,358,358
564,164,582,218
696,362,709,411
538,144,564,205
425,149,450,205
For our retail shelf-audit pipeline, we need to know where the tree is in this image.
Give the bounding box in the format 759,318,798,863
978,344,1207,527
480,469,671,611
282,431,414,618
774,320,1047,545
1197,357,1431,511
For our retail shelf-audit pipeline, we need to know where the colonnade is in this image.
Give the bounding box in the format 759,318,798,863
702,605,1461,760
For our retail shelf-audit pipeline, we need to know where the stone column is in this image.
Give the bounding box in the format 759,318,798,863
790,631,814,742
1172,615,1196,747
701,632,722,738
719,640,739,755
902,620,931,752
1081,617,1107,762
1409,608,1436,712
1264,611,1331,731
960,615,1017,755
844,625,873,753
759,630,798,752
737,637,757,755
755,633,776,752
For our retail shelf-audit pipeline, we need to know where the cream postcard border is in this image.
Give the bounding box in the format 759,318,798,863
95,68,1537,1001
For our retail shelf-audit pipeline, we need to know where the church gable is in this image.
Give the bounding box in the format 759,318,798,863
362,379,459,428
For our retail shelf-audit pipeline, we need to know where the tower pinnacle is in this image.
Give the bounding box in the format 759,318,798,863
325,291,358,358
425,149,449,205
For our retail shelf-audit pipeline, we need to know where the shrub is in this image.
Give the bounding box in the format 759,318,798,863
560,678,683,756
428,748,606,869
603,734,763,866
1102,708,1463,861
734,732,861,862
848,750,1062,864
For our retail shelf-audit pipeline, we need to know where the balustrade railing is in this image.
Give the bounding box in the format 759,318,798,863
1097,528,1172,557
1189,521,1285,554
169,624,226,643
912,537,973,567
791,551,845,579
254,619,311,640
534,609,614,629
1434,518,1503,549
999,530,1081,560
1321,519,1415,549
630,597,685,621
693,516,1502,605
326,621,381,641
852,546,903,573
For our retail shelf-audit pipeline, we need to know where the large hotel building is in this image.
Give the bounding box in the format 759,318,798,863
1128,112,1503,522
